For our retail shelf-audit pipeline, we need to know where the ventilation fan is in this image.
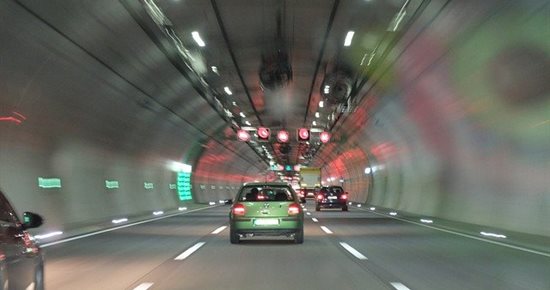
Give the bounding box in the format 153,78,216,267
321,70,352,106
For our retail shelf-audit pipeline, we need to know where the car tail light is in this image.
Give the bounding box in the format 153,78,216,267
341,194,348,200
316,194,324,200
232,203,245,216
288,203,301,215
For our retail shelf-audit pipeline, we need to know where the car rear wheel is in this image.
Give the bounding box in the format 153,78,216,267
315,205,320,211
294,227,304,244
342,206,348,211
230,227,240,244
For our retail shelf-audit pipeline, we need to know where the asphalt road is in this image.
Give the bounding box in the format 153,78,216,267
42,202,550,290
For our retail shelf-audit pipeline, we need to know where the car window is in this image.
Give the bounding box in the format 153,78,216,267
0,192,19,224
237,185,294,202
330,187,344,194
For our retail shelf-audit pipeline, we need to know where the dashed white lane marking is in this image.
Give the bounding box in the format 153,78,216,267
174,242,206,260
339,242,368,260
312,218,319,222
306,212,312,216
133,282,154,290
25,283,35,290
320,226,333,234
390,282,411,290
211,226,227,234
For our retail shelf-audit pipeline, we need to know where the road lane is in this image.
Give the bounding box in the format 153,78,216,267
313,204,550,290
43,200,549,289
43,206,230,290
127,214,389,290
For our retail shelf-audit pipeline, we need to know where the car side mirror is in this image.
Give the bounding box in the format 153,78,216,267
22,212,43,229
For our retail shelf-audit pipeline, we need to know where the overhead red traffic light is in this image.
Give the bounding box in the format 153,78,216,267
297,128,310,142
237,130,251,142
320,131,331,143
277,130,290,143
257,127,271,141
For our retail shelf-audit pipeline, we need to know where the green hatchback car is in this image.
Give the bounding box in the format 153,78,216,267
229,182,304,244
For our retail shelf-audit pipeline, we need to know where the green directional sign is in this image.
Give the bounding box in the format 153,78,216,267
38,177,62,189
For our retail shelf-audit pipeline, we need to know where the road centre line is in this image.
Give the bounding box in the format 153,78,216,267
211,226,227,234
312,218,319,222
133,282,154,290
40,206,218,248
390,282,411,290
339,242,368,260
320,226,333,234
174,242,206,260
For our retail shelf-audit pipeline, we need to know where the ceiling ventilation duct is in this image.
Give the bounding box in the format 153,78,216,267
259,50,292,90
259,10,292,90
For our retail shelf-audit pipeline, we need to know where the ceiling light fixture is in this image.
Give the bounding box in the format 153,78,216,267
224,86,233,95
191,31,206,47
344,31,355,46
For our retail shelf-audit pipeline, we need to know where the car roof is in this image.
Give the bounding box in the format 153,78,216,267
242,182,290,187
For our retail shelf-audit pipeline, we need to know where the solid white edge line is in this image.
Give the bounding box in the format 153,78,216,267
320,226,333,234
356,206,550,258
133,282,154,290
339,242,368,260
211,226,227,234
312,218,319,223
390,282,411,290
40,206,219,248
174,242,206,260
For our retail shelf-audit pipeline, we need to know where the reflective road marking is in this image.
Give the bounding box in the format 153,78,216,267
339,242,368,260
133,282,154,290
175,242,206,260
391,282,411,290
320,226,333,234
211,226,227,234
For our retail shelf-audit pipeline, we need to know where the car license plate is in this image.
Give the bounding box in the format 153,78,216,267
254,218,279,226
328,196,337,200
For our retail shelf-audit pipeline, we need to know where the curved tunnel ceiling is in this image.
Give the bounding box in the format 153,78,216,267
0,0,548,239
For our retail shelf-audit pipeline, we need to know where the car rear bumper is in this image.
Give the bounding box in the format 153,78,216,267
231,216,303,235
317,202,347,208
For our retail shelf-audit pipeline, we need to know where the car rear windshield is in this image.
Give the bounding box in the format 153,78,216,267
321,186,344,195
237,185,295,202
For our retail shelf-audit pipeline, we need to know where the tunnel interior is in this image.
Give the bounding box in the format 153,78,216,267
0,0,548,244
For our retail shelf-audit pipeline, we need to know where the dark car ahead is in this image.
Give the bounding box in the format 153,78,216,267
229,182,304,244
0,189,44,290
315,186,348,211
